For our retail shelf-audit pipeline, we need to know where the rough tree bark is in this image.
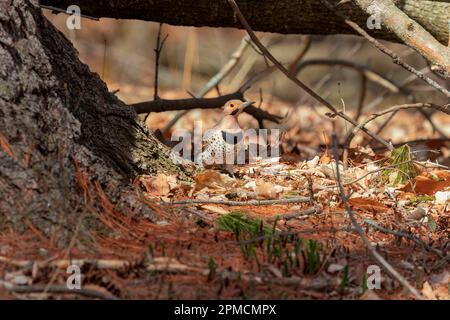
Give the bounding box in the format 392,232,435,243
0,0,194,241
41,0,449,45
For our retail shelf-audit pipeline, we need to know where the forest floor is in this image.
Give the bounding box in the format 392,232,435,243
0,85,448,300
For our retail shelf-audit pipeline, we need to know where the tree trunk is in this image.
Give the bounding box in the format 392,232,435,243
0,0,194,242
41,0,449,45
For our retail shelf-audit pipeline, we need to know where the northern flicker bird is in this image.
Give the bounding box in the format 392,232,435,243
200,100,255,176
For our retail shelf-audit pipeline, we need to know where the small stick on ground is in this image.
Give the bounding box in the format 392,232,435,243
5,284,119,300
161,196,311,206
331,132,424,300
363,219,446,259
267,205,322,222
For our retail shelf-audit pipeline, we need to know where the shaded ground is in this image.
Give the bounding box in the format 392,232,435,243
0,104,448,300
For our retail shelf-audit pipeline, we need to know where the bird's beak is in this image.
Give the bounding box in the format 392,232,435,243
239,101,255,109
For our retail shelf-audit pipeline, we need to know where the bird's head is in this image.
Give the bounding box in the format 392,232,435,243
222,100,255,117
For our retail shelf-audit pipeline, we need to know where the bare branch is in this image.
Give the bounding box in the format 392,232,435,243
153,23,168,101
227,0,393,150
296,59,447,139
144,23,168,123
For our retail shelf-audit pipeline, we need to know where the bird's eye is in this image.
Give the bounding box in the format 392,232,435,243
230,104,234,107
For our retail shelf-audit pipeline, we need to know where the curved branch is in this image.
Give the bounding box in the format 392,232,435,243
296,59,401,93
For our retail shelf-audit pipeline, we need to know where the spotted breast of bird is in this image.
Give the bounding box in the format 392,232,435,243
200,99,255,176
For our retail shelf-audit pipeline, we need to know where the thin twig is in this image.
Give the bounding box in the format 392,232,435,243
267,205,322,222
161,196,311,206
363,219,446,259
353,0,450,78
145,23,168,123
227,0,392,151
331,132,424,300
153,23,167,101
323,159,414,188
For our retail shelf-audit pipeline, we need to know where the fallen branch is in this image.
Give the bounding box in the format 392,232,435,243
4,283,119,300
0,254,334,292
331,132,424,300
0,256,205,274
227,0,393,151
162,196,311,206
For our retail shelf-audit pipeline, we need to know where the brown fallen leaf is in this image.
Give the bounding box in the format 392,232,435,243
400,170,450,195
319,148,331,165
348,197,389,213
136,173,173,196
194,170,234,191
